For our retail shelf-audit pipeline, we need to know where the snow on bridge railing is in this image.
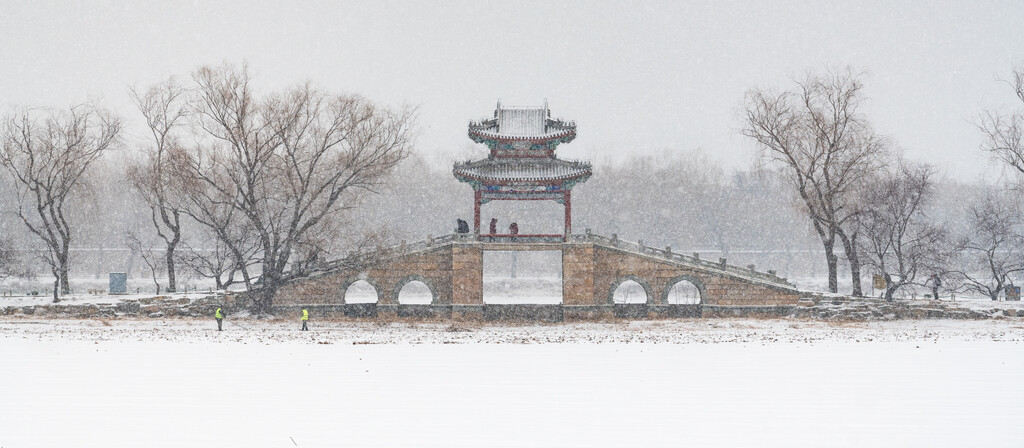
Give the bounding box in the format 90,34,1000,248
570,232,788,285
313,232,788,286
317,233,470,271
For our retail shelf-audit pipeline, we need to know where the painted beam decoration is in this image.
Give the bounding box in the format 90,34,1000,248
479,185,562,203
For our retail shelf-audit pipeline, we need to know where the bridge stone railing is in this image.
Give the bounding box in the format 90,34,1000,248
569,231,790,287
308,231,789,288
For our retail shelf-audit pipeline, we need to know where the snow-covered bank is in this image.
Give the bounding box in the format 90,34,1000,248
2,318,1024,344
1,319,1023,447
0,290,226,308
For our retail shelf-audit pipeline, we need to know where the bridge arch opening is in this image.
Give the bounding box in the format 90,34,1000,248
664,276,704,304
483,250,562,304
609,276,652,304
395,276,435,304
343,279,380,304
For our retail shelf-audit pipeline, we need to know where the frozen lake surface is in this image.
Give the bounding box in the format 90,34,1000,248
1,318,1022,447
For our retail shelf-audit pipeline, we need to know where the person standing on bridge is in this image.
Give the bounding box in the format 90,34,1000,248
301,308,309,331
215,306,225,331
489,218,498,235
509,222,519,235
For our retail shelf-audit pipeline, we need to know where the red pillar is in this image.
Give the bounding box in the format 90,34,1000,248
564,189,572,239
474,189,482,235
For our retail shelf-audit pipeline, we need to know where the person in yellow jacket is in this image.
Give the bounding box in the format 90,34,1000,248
301,308,309,331
215,307,225,331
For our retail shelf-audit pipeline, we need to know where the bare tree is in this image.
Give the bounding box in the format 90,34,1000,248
953,190,1024,300
178,224,261,291
125,230,165,294
858,161,950,301
180,241,240,291
743,67,885,295
0,237,32,281
979,66,1024,177
181,63,414,314
126,77,189,292
0,105,121,301
170,144,259,292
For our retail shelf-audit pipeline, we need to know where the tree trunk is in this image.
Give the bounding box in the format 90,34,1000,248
812,220,839,294
252,283,278,316
96,243,105,280
885,280,900,302
58,252,71,295
849,256,863,297
837,230,863,297
166,244,177,293
825,243,838,293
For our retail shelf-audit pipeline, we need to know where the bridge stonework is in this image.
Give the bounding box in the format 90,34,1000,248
273,234,801,319
276,245,457,306
564,243,799,306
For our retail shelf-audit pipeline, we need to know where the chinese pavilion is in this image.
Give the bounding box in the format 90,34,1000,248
453,100,592,241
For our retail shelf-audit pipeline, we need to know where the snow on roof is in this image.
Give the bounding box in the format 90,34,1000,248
468,100,576,141
453,158,592,183
497,107,546,136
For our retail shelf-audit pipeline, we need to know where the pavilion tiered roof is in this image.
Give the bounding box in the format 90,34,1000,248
467,101,576,149
453,158,591,185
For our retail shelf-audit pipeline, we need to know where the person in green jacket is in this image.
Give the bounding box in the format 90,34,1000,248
301,308,309,331
215,307,225,331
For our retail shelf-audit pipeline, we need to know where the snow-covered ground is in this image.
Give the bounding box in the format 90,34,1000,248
0,290,224,308
1,317,1022,447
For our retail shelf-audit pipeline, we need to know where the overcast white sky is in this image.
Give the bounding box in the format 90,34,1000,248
2,1,1023,179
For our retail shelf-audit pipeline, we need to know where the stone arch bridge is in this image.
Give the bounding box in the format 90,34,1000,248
274,233,803,321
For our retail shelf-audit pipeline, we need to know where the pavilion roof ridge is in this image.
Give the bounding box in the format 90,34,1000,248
497,105,545,110
467,99,574,141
